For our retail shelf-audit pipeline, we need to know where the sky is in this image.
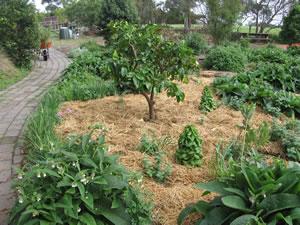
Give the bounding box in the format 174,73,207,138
32,0,46,12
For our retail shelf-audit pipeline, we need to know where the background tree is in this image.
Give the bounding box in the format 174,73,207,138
99,0,138,30
64,0,102,27
134,0,157,24
0,0,40,68
105,21,198,120
206,0,242,43
280,4,300,43
242,0,295,33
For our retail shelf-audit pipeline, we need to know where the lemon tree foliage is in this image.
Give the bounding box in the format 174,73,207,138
176,125,203,167
105,21,198,120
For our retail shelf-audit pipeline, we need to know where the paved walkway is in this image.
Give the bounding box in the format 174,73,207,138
0,49,69,224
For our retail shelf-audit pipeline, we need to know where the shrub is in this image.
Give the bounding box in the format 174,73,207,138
271,119,300,161
138,135,171,156
0,0,40,68
178,161,300,225
143,153,172,183
184,32,208,54
176,125,203,167
239,38,250,48
10,133,152,225
248,46,289,64
287,46,300,56
280,4,300,44
204,46,246,72
199,86,217,112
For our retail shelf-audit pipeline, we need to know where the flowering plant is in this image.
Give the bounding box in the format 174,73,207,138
10,133,152,225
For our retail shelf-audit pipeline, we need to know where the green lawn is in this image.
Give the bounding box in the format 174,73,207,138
0,68,28,91
168,24,281,35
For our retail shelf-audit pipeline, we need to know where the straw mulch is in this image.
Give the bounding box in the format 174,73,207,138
55,77,280,225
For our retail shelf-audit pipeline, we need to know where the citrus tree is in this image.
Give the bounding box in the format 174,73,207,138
106,21,198,120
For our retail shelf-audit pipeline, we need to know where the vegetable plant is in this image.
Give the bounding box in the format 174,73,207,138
105,21,198,120
271,119,300,161
11,133,152,225
178,161,300,225
199,86,217,112
138,134,172,156
176,125,203,167
143,153,172,183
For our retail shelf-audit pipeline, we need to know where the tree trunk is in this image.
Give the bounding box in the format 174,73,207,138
142,91,156,121
255,10,259,34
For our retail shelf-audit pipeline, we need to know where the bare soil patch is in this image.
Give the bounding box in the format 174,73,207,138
56,77,279,225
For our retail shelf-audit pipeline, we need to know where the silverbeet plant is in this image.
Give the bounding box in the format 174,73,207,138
178,160,300,225
10,133,152,225
176,125,203,167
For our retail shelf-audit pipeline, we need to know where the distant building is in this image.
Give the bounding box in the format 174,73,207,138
42,16,58,29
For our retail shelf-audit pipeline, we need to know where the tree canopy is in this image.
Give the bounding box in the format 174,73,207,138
280,4,300,43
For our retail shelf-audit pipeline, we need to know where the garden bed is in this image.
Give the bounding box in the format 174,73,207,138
55,77,280,225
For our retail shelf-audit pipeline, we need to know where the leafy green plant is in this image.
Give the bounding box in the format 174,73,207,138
176,125,203,167
143,153,172,183
248,46,289,64
204,46,246,72
105,21,198,120
271,119,300,161
213,65,300,117
239,38,250,48
11,133,152,225
199,86,217,112
178,161,300,225
138,134,172,156
287,46,300,56
184,32,208,54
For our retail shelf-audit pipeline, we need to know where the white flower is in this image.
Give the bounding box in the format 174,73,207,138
18,174,23,180
77,207,81,212
43,173,47,177
72,182,77,187
37,173,41,178
18,198,23,204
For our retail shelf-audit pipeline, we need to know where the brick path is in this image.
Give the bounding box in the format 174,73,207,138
0,49,69,225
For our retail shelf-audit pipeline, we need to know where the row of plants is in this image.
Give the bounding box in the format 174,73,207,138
209,45,300,117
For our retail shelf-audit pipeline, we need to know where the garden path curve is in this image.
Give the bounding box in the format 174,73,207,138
0,49,70,225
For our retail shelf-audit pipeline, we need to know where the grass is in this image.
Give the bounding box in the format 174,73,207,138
168,24,281,35
0,69,28,91
0,50,29,91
